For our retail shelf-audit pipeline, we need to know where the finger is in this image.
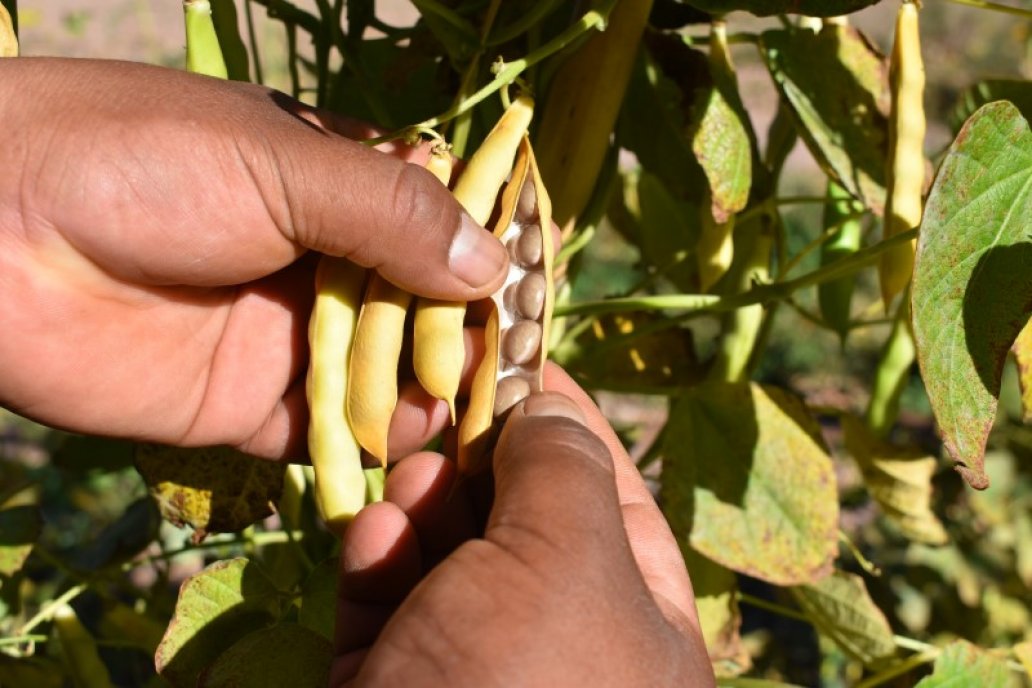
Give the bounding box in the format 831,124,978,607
30,59,507,299
487,392,632,567
541,364,702,632
386,327,486,460
384,452,476,557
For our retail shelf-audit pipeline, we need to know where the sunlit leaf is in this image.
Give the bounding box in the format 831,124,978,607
914,640,1010,687
156,558,287,687
761,24,889,213
1013,319,1032,423
790,570,896,667
135,444,286,541
911,101,1032,489
662,382,838,585
198,624,332,688
841,415,947,545
684,0,880,16
0,506,40,577
684,547,751,678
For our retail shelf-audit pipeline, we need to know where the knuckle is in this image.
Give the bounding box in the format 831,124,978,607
387,163,450,238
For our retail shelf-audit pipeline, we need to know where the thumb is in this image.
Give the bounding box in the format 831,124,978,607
487,392,627,562
273,126,509,299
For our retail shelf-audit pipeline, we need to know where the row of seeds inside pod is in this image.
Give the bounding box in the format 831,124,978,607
492,184,547,417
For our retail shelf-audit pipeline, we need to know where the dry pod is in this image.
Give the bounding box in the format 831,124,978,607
458,136,555,474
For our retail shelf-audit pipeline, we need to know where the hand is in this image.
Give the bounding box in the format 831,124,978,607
332,365,716,687
0,57,507,459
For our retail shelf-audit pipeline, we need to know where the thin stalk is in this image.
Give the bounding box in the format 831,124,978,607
0,634,47,647
286,22,301,99
944,0,1032,19
365,0,620,143
839,529,881,575
776,210,866,280
554,228,918,319
736,592,809,623
856,650,938,688
18,583,88,635
865,299,915,438
244,0,264,84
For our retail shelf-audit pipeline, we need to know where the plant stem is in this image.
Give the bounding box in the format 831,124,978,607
244,0,264,84
736,592,809,623
18,583,88,635
368,0,620,140
865,299,915,438
944,0,1032,19
0,634,47,647
856,649,938,688
776,210,866,280
554,228,918,318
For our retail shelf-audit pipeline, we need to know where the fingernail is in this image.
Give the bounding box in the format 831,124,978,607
448,212,507,288
522,393,586,425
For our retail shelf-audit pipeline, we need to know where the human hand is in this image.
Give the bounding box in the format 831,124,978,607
0,57,507,459
332,365,716,688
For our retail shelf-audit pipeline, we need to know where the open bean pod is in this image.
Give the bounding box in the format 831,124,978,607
458,136,555,475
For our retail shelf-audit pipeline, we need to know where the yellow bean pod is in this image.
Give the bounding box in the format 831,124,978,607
413,97,535,421
458,136,555,474
307,257,366,535
0,2,17,58
879,0,925,309
345,152,454,464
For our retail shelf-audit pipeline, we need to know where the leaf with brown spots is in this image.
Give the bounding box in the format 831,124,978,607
911,101,1032,489
662,382,838,586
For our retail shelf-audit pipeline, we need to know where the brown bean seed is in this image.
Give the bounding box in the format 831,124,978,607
502,320,542,365
493,376,531,416
516,179,538,222
515,227,543,267
514,273,546,320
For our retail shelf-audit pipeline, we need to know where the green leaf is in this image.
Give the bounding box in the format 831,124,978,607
198,624,332,688
135,444,286,540
685,0,879,16
684,547,751,678
911,101,1032,489
841,415,948,545
0,505,40,577
662,382,839,585
914,640,1011,687
155,558,287,687
951,80,1032,134
761,24,889,213
790,570,897,667
298,557,338,642
638,170,699,291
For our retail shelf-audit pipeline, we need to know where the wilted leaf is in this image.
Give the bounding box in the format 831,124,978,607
298,558,338,642
914,640,1010,687
951,80,1032,133
0,506,40,577
135,444,286,541
790,570,897,667
911,101,1032,489
198,624,332,688
1013,319,1032,423
156,558,287,687
685,0,879,16
684,547,750,678
841,415,947,545
662,382,839,585
761,24,889,213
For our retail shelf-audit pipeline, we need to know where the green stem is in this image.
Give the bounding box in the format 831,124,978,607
736,592,809,623
944,0,1032,19
123,530,302,572
184,0,229,78
285,21,301,99
210,0,251,80
18,583,89,635
554,228,918,319
367,0,619,140
855,649,938,688
865,299,915,438
244,0,264,84
776,210,866,280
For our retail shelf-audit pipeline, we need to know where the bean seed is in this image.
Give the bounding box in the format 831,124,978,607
514,273,546,320
493,376,531,416
516,179,538,222
502,320,542,365
515,226,543,267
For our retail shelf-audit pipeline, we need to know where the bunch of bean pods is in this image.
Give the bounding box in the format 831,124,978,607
306,96,555,534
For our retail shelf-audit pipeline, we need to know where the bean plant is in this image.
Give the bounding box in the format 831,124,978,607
2,0,1032,686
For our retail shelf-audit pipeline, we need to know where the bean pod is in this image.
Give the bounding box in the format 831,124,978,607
458,137,554,474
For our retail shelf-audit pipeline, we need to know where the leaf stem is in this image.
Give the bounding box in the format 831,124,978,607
0,634,47,647
18,583,89,635
944,0,1032,19
736,592,810,623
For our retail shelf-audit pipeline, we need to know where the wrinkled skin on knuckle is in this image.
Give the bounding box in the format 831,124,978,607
387,163,456,248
